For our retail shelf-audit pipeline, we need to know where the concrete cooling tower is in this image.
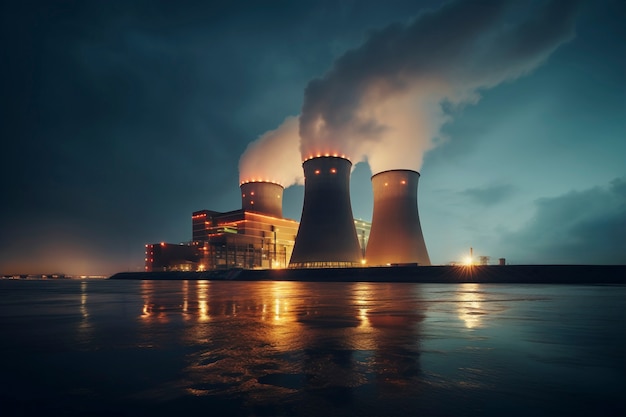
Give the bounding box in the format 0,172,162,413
365,170,431,266
289,156,362,268
240,181,284,218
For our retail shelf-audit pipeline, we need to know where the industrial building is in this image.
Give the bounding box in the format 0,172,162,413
145,178,372,271
145,157,434,271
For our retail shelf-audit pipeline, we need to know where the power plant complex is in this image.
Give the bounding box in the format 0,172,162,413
145,157,430,271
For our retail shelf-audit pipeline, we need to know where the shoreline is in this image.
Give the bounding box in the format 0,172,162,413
109,264,626,284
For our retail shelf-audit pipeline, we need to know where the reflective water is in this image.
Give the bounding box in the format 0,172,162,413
0,280,624,416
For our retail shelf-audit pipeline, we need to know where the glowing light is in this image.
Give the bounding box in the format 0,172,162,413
250,201,254,205
400,180,406,185
463,256,473,266
361,259,366,265
330,168,336,174
314,170,320,175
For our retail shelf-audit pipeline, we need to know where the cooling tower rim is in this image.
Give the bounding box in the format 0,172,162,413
302,155,352,165
302,155,352,166
371,169,420,180
239,180,285,189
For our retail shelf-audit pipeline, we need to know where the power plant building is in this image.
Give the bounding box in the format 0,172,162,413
145,179,372,271
145,161,440,271
191,208,299,270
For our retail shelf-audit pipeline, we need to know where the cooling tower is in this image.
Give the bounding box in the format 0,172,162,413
290,156,362,268
365,170,431,266
240,181,284,218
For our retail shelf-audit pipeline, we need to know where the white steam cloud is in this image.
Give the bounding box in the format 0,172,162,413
238,116,304,186
240,0,581,185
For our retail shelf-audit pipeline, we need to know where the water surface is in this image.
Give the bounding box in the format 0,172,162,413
0,280,623,416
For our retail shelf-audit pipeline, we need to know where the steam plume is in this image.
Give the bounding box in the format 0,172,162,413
239,116,304,186
300,0,580,174
239,0,581,185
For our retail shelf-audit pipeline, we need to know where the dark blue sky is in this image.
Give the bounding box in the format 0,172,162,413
1,0,624,275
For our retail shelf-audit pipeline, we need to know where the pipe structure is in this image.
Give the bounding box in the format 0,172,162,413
365,170,431,266
289,156,362,268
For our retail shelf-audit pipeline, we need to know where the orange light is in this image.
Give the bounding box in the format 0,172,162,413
330,168,336,174
314,170,320,175
400,180,406,185
250,201,254,205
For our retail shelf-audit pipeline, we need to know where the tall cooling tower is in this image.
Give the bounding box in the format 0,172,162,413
289,156,362,268
365,170,431,266
240,181,284,218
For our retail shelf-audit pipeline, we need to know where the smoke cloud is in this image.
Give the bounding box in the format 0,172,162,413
239,115,304,186
241,0,581,185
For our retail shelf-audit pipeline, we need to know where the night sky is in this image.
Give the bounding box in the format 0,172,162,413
1,0,624,276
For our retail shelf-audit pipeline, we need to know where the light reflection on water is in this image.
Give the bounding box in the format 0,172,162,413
0,280,624,416
457,283,485,329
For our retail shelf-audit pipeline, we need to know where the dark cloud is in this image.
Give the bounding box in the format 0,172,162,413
500,177,626,264
461,184,516,206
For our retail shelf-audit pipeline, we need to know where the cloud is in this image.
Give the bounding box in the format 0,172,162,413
462,184,516,206
499,177,626,264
